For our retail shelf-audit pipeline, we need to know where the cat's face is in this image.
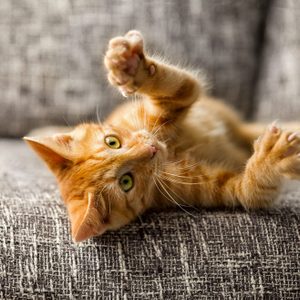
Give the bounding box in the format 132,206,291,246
25,123,166,242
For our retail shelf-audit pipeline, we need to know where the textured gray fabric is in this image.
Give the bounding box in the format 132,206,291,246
0,0,266,137
1,1,300,298
1,140,300,299
255,0,300,121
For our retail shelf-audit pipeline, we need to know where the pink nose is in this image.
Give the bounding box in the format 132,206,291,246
149,145,158,158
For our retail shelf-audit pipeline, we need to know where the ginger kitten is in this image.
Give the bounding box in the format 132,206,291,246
25,31,300,242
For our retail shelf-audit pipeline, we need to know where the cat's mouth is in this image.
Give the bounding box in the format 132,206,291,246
133,129,167,162
149,145,158,159
151,140,167,161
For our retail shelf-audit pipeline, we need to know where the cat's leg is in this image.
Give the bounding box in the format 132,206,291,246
161,124,300,209
234,121,300,152
104,30,202,127
215,125,300,207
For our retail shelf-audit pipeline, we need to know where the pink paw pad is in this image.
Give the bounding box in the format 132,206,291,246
268,120,280,134
124,54,140,75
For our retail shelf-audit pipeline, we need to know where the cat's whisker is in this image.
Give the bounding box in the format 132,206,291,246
155,177,197,217
133,94,144,130
157,177,201,212
153,177,169,202
98,124,105,135
160,170,192,177
141,95,148,130
96,102,103,125
157,172,203,185
108,193,112,216
142,100,151,132
163,160,203,171
160,138,171,144
152,120,170,137
130,95,141,129
150,111,164,135
61,116,72,129
133,94,140,127
166,159,198,167
146,113,151,132
160,181,195,217
157,173,202,185
162,159,186,166
138,98,146,130
157,171,199,183
127,95,136,128
159,170,202,181
137,214,144,225
153,177,178,208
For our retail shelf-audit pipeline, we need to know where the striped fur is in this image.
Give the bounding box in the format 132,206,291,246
25,31,300,242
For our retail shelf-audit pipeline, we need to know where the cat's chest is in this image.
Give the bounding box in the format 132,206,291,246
168,108,229,163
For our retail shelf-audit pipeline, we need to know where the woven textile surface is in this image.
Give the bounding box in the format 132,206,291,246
0,0,267,137
1,140,299,299
1,1,300,298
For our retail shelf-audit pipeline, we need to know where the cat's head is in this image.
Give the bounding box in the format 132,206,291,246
24,123,166,242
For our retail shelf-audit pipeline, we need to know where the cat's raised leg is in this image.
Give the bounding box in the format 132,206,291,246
232,121,300,153
220,124,300,208
163,125,300,209
104,30,202,125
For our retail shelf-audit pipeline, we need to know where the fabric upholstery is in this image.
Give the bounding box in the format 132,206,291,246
255,0,300,121
1,1,300,298
1,140,300,299
0,0,267,137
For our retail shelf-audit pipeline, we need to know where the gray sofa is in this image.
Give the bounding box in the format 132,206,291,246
0,1,300,298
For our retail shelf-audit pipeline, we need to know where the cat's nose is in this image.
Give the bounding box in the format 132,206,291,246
149,145,158,158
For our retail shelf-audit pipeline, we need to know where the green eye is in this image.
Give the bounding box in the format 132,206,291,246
119,173,134,192
105,136,121,149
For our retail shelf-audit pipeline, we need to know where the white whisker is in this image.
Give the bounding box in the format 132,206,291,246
156,176,200,212
150,110,164,135
152,120,170,137
96,102,103,125
154,177,196,217
160,170,200,180
157,173,201,185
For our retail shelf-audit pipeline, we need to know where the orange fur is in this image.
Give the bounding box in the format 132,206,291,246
25,31,300,242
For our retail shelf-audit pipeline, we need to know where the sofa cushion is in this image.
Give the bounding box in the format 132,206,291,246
0,0,267,137
0,139,299,298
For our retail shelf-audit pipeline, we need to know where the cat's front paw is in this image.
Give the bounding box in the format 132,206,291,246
104,30,155,97
254,123,300,177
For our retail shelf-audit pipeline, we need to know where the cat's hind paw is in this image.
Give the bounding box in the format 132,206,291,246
254,122,300,177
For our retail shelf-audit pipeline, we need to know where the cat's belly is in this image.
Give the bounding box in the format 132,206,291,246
173,99,249,169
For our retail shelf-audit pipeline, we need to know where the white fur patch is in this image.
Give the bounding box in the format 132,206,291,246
209,121,226,136
196,107,227,137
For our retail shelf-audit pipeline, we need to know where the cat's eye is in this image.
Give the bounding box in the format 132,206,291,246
105,136,121,149
119,173,134,192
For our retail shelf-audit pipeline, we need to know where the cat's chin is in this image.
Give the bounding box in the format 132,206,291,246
147,144,166,167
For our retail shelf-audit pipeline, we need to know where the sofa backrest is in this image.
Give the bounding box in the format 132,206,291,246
254,0,300,121
0,0,299,137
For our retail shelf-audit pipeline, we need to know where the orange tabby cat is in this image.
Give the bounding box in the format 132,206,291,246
24,31,300,242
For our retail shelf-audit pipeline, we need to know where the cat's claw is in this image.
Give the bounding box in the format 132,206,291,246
119,87,129,98
104,30,147,96
268,120,280,134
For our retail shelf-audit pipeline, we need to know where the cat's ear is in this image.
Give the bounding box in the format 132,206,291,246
67,192,107,242
23,134,75,174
